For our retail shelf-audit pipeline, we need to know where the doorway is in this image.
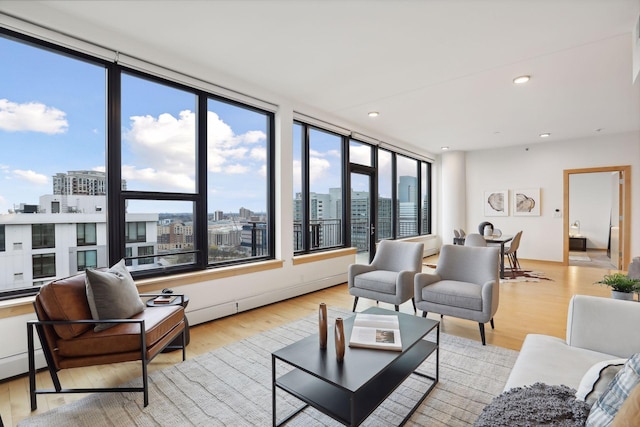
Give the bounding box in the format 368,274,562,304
350,170,376,264
563,166,630,269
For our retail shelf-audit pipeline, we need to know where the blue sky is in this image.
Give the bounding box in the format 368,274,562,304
0,35,269,215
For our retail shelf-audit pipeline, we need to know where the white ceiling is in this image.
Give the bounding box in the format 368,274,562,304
1,0,639,155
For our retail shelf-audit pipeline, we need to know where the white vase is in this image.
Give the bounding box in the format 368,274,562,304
611,290,635,301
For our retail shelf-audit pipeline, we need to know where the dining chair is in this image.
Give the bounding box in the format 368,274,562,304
453,229,460,238
504,231,523,276
464,233,487,247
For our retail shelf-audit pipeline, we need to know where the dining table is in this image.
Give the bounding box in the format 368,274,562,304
484,234,513,279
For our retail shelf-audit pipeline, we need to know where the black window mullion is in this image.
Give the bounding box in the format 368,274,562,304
301,124,310,252
195,93,208,269
107,64,123,265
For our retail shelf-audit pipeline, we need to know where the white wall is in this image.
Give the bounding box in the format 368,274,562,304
463,131,640,262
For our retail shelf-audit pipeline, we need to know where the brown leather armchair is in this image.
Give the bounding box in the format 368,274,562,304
27,272,186,409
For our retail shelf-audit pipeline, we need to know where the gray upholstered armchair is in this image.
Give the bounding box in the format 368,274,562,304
414,244,499,345
348,240,424,312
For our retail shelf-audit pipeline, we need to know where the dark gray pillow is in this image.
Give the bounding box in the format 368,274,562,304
85,259,145,332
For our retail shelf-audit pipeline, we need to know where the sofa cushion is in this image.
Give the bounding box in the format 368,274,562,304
354,270,398,294
85,259,145,332
37,273,95,340
587,353,640,427
57,305,184,358
421,280,482,311
504,334,618,391
576,358,627,405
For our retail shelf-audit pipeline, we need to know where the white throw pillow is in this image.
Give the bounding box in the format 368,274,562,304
576,358,627,405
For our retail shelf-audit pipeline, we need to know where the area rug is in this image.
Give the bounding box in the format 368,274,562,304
424,263,550,284
500,270,552,284
569,255,591,262
18,307,519,427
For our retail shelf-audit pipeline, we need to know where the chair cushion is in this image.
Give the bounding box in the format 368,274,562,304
38,273,95,340
421,280,482,311
354,270,398,294
85,259,146,332
57,305,184,358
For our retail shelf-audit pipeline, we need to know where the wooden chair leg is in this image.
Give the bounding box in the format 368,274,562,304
394,305,399,312
411,297,416,313
479,323,486,345
352,297,359,312
422,311,427,318
490,318,495,329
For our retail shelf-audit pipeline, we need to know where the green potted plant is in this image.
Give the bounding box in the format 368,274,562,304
596,273,640,300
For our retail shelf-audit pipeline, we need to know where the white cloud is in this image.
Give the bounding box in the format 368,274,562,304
223,164,250,174
258,164,267,177
250,147,267,161
309,156,331,184
121,165,195,192
13,169,49,185
123,109,267,189
0,99,68,134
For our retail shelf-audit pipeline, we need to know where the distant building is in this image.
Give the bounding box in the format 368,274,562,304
52,170,126,196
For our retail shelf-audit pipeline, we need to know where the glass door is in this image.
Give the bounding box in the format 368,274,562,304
350,171,376,264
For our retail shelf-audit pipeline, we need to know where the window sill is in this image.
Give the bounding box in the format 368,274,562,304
292,247,357,265
0,259,285,319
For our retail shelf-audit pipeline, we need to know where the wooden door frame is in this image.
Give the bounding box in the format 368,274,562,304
563,165,631,267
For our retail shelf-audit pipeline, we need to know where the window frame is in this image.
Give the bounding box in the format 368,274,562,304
293,121,348,255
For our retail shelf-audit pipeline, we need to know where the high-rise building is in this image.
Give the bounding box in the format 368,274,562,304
52,170,127,196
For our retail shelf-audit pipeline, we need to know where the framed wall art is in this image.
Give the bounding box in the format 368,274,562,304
513,188,540,216
483,190,508,216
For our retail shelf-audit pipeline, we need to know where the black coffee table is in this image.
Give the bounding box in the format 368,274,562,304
272,307,439,426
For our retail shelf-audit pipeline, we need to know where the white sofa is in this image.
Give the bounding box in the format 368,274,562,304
504,294,640,391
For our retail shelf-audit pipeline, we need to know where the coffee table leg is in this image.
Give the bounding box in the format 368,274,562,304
272,355,276,427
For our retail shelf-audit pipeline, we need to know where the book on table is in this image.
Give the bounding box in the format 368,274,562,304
348,313,402,351
154,295,177,304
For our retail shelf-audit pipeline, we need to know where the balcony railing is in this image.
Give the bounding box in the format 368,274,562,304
293,219,342,251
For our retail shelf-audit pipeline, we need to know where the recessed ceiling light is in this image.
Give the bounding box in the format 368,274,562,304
513,75,531,84
441,146,449,150
539,133,551,138
368,111,379,117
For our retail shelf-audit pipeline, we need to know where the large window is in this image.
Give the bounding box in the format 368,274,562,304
207,98,271,264
294,122,345,253
0,29,275,298
377,149,394,240
396,155,419,238
421,161,432,235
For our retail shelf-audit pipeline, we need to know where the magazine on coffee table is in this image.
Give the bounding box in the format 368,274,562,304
348,313,402,351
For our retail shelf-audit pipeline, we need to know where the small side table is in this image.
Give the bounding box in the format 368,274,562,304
569,236,587,251
146,295,190,351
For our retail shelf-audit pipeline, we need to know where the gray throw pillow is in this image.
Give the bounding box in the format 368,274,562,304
85,259,145,332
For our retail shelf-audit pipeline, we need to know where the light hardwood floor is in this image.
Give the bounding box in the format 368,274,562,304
1,256,620,426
